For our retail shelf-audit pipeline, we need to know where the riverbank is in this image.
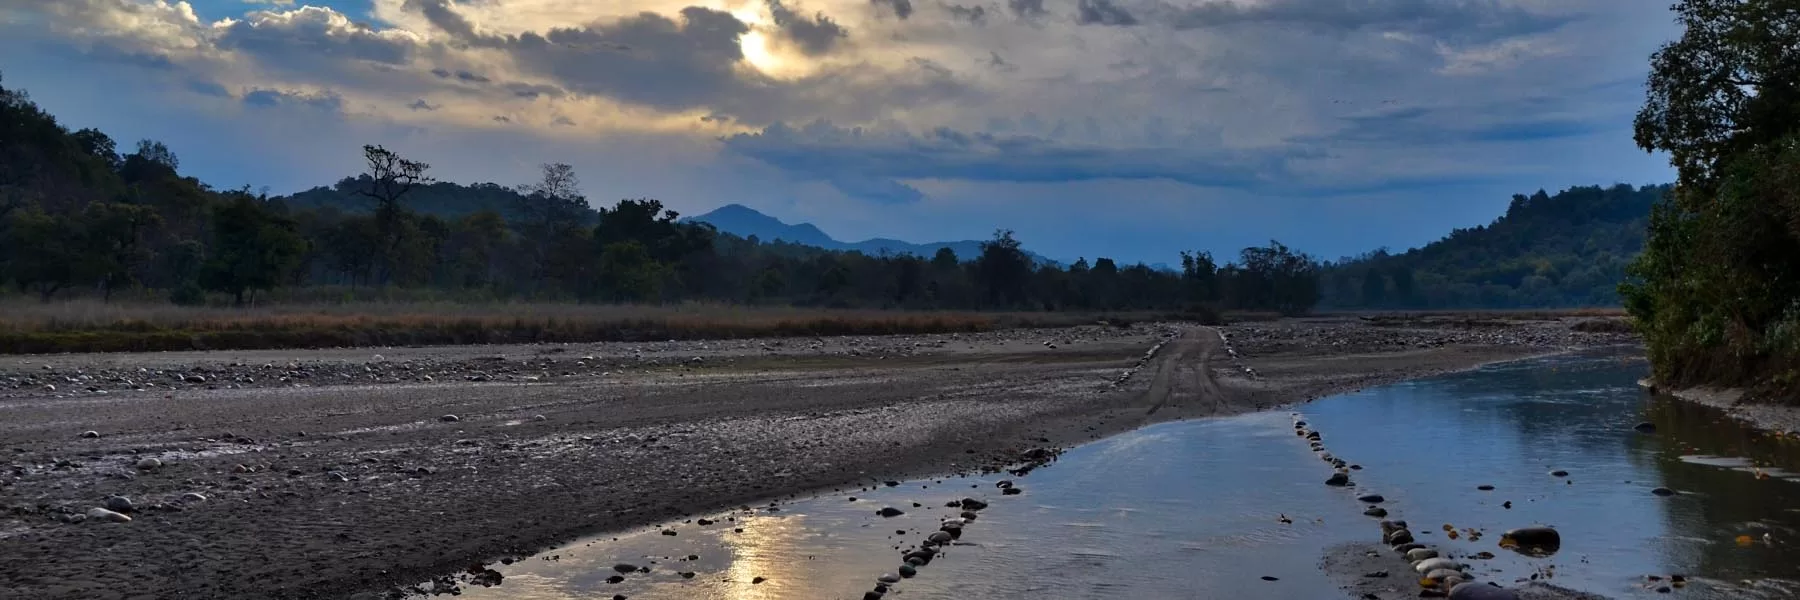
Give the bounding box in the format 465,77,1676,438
0,315,1634,599
1643,384,1800,436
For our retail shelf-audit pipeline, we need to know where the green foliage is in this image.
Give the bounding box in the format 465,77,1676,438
1626,0,1800,400
0,73,1326,317
1323,184,1667,309
199,194,307,305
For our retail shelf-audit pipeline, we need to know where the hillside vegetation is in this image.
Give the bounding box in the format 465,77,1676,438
1622,0,1800,402
1323,184,1666,310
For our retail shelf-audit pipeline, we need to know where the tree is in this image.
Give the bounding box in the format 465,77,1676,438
975,229,1031,308
357,144,432,285
594,240,663,302
199,195,306,305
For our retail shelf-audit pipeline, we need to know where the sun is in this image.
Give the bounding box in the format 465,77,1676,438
727,5,793,77
739,29,782,74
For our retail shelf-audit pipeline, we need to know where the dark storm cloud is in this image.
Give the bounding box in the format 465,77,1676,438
214,6,413,67
1007,0,1046,18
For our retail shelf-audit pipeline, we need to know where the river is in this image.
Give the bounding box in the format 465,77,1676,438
433,352,1800,599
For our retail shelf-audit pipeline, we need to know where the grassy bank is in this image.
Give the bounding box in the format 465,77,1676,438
0,300,1205,354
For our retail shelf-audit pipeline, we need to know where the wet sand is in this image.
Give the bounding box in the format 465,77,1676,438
0,316,1633,599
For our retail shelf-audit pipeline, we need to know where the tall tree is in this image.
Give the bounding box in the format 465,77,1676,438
357,144,432,285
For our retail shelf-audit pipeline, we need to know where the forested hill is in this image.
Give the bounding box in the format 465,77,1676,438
1322,183,1669,309
277,177,599,226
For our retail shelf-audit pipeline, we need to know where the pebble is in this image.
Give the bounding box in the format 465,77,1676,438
926,531,953,544
1414,557,1461,574
1634,422,1657,434
878,507,905,517
180,492,207,503
898,564,917,578
440,414,461,422
1449,581,1520,600
878,573,901,583
79,430,99,439
1364,506,1388,517
1500,525,1560,549
1357,493,1384,503
1407,548,1439,561
1651,487,1675,496
1326,472,1351,486
104,496,134,512
87,507,131,523
533,415,547,421
1549,470,1568,477
135,457,163,470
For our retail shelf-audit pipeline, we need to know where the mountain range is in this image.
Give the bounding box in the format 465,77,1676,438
684,204,1061,265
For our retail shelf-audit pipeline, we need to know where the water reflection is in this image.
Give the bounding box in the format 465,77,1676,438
440,353,1800,599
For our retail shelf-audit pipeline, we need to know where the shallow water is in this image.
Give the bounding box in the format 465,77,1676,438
443,353,1800,599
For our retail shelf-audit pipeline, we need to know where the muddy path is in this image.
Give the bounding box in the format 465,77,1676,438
0,318,1631,600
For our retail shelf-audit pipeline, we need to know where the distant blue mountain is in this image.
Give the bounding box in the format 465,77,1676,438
687,204,1059,265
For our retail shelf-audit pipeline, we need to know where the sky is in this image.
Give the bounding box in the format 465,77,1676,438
0,0,1678,264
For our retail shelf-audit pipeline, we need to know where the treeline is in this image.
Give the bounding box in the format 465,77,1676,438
0,74,1324,315
1622,0,1800,400
1322,184,1666,309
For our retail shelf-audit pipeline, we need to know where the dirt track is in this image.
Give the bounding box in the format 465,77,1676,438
0,317,1634,599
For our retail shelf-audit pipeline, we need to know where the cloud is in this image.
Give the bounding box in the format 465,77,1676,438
242,87,345,111
943,3,986,24
764,0,849,56
871,0,913,20
1076,0,1136,26
721,120,1324,199
1006,0,1046,18
1158,0,1577,43
0,0,1678,262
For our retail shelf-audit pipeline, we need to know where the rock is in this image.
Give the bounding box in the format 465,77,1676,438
86,507,131,523
79,430,99,439
1549,470,1568,477
1393,543,1425,554
1364,506,1388,517
1379,520,1410,534
752,577,767,584
1424,568,1466,583
863,593,884,600
1634,422,1657,434
1001,487,1021,495
1363,570,1389,578
1448,582,1519,600
1326,472,1351,486
1407,548,1439,561
613,564,639,573
959,498,988,510
959,511,978,520
1651,487,1675,496
1500,526,1561,552
1385,529,1415,545
927,531,953,544
1357,494,1385,503
104,496,134,512
878,573,901,583
440,414,461,423
898,564,917,578
135,457,163,470
533,415,547,421
1414,557,1461,574
1476,485,1495,491
878,507,905,517
180,493,207,503
605,575,624,584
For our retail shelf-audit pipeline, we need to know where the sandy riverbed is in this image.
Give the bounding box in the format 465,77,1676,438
0,316,1633,599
